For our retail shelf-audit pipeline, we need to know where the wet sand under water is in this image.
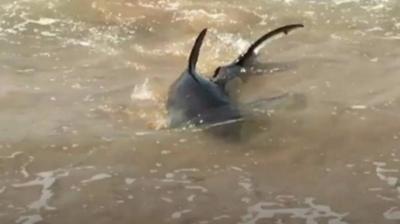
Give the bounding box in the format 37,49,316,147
1,0,400,223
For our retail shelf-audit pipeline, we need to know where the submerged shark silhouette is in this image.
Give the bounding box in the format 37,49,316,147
166,24,304,132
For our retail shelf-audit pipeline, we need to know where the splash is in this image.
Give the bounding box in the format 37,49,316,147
131,78,156,101
216,32,250,55
130,78,168,129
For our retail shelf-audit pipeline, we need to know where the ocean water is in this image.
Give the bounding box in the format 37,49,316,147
0,0,400,223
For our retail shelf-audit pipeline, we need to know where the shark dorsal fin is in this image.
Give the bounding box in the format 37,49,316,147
188,28,208,83
236,24,304,66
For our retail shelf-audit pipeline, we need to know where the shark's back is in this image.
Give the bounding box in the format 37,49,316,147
167,70,240,127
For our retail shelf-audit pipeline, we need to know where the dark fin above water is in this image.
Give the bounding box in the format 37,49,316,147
236,24,304,66
188,28,208,83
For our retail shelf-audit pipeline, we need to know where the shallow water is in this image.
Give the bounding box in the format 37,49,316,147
0,0,400,223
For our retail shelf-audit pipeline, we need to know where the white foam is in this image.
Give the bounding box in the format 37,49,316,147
384,207,400,220
174,168,199,173
185,185,209,193
187,194,196,202
241,198,348,224
230,166,243,172
351,105,367,110
161,197,173,203
11,166,95,218
362,3,386,12
29,18,58,26
333,0,360,5
138,0,180,11
283,0,295,4
20,156,35,178
81,173,112,184
171,209,192,219
0,151,23,159
374,162,400,193
238,182,253,192
213,214,230,220
382,35,400,40
13,169,69,210
40,31,56,37
175,9,227,23
125,178,136,185
16,215,43,224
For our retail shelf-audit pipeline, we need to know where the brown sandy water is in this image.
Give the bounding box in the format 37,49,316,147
0,0,400,223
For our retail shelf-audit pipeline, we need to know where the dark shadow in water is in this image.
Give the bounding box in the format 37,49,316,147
165,93,308,143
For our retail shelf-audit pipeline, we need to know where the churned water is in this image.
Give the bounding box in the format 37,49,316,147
0,0,400,223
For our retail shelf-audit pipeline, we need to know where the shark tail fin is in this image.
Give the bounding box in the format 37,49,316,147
236,24,304,66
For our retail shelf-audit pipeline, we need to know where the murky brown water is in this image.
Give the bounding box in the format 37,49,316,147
1,0,400,223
